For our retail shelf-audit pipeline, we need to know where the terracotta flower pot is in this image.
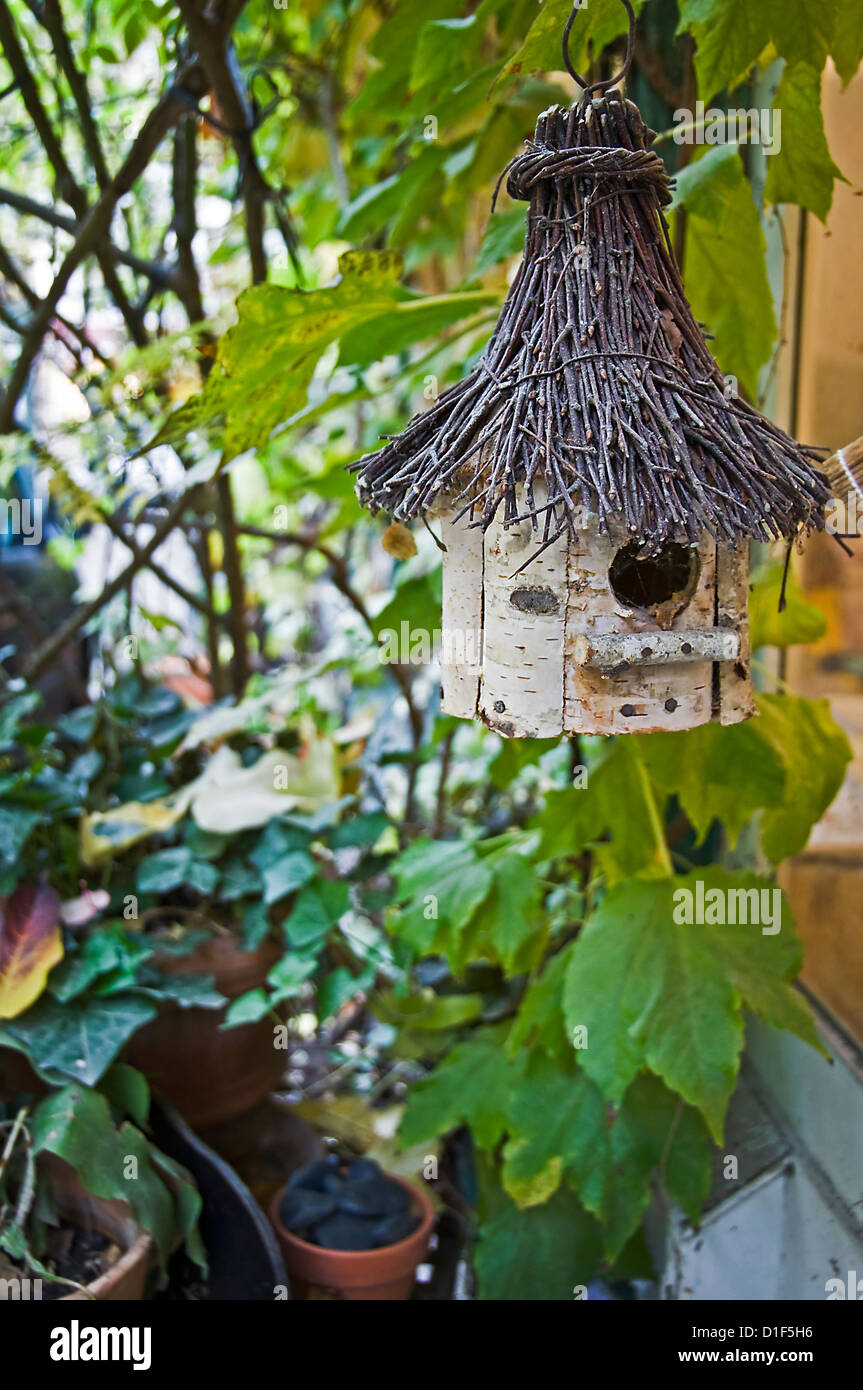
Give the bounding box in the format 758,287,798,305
45,1165,152,1301
269,1175,435,1301
126,932,284,1132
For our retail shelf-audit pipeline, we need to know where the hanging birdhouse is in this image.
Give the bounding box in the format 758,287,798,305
352,22,829,738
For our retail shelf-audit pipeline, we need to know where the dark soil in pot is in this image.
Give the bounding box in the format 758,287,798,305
1,1165,152,1301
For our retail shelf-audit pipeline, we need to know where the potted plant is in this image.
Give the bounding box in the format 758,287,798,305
269,1155,435,1300
0,1083,205,1300
0,678,398,1132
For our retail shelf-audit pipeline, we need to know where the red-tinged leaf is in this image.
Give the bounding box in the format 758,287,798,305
0,884,63,1019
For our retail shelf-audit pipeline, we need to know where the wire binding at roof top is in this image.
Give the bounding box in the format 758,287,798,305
351,92,830,550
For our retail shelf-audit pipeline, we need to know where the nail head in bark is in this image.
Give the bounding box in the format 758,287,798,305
352,92,830,738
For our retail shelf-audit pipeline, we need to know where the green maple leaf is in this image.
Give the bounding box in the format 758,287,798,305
390,836,493,958
832,5,863,85
749,561,828,649
390,832,545,974
503,1055,714,1259
399,1026,524,1150
673,145,776,398
468,841,545,973
637,694,850,859
530,740,658,880
503,1053,608,1211
563,870,819,1139
507,943,576,1062
753,695,852,862
147,251,493,459
678,0,836,99
475,1182,604,1300
637,718,786,847
495,0,647,92
765,62,845,221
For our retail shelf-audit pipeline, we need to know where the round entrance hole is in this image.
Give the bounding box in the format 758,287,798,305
608,540,699,613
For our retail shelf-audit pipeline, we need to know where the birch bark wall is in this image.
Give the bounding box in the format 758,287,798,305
438,498,755,737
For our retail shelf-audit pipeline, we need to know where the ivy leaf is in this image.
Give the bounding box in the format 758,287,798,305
137,848,219,897
262,850,317,906
317,963,376,1020
0,884,63,1019
99,1062,150,1127
222,988,271,1027
0,993,156,1086
673,145,776,398
0,806,40,865
765,62,845,221
30,1087,176,1276
0,692,40,748
217,858,261,902
266,952,318,998
475,1182,603,1300
49,931,147,1003
754,694,852,861
283,884,345,950
399,1027,525,1150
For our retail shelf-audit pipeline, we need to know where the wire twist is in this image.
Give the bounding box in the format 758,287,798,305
563,0,636,102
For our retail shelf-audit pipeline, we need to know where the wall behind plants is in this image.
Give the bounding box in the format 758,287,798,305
0,0,860,1298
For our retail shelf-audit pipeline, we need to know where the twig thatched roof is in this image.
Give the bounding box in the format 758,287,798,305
353,94,829,549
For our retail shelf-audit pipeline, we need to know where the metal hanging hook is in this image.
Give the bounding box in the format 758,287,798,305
562,0,636,102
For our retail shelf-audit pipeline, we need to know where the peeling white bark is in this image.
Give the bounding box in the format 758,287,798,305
479,486,567,737
717,542,757,725
439,510,483,719
435,500,756,738
562,518,717,734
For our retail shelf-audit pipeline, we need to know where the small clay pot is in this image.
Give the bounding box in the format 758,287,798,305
45,1163,153,1301
126,931,284,1131
269,1174,435,1301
